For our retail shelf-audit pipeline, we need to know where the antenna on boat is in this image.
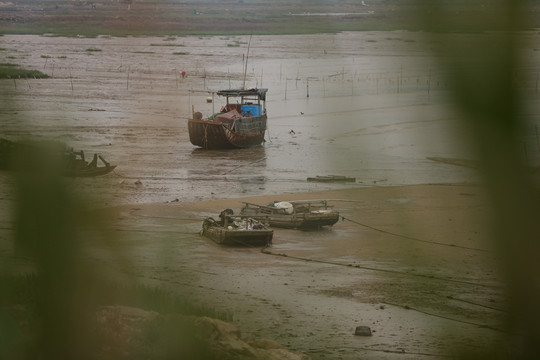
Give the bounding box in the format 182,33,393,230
242,32,253,90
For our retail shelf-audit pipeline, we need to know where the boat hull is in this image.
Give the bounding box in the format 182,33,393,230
64,165,117,177
188,115,267,149
202,218,273,246
241,211,340,229
240,201,340,230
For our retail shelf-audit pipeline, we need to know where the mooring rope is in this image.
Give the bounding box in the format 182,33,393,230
340,215,489,252
381,301,508,333
446,295,507,313
324,345,455,358
260,244,499,289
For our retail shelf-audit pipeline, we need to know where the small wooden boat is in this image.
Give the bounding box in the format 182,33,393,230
0,138,116,177
188,88,268,149
307,175,356,183
240,200,340,229
64,152,116,177
201,209,273,246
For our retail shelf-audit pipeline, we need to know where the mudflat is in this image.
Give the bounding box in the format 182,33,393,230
93,183,504,359
1,29,538,358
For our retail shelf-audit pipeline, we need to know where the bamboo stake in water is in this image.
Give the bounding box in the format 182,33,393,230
70,67,73,92
126,66,130,90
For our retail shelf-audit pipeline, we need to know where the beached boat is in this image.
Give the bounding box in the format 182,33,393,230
64,152,116,177
188,88,268,149
307,175,356,183
0,138,116,177
240,200,340,229
201,209,273,246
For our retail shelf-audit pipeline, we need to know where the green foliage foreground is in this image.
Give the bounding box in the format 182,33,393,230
0,67,49,79
0,274,229,359
0,141,229,359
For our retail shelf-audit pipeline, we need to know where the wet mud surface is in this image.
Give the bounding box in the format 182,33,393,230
98,185,506,359
1,32,539,358
0,32,493,206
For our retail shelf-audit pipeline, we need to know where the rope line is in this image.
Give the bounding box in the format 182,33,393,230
382,301,508,333
340,215,489,252
316,346,455,358
446,295,507,313
260,244,500,289
221,157,267,175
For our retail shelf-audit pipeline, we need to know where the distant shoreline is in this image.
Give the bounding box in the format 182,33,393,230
0,1,537,38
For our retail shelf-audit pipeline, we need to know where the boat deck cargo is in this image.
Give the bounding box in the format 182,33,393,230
201,208,274,246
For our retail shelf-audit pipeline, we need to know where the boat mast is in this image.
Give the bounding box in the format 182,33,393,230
242,32,253,90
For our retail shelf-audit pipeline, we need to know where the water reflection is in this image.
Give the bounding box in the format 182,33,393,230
186,146,269,197
188,146,267,176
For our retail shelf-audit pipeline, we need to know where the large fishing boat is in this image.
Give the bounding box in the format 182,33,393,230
188,88,268,149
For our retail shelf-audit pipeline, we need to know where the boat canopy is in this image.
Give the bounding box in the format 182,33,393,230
217,88,267,101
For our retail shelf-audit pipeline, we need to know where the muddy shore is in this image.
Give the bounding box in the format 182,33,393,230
86,183,505,359
2,31,539,358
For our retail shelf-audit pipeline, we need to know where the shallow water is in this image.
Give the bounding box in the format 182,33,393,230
2,31,527,207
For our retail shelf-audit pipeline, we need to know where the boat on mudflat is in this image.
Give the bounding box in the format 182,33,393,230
240,200,340,230
201,209,273,246
0,138,116,177
64,152,116,177
188,88,268,149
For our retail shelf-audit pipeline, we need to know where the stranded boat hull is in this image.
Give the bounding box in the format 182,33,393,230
240,200,340,230
201,209,273,246
188,116,267,149
188,88,268,150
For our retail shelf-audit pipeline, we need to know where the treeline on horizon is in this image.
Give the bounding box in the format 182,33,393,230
0,0,538,37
